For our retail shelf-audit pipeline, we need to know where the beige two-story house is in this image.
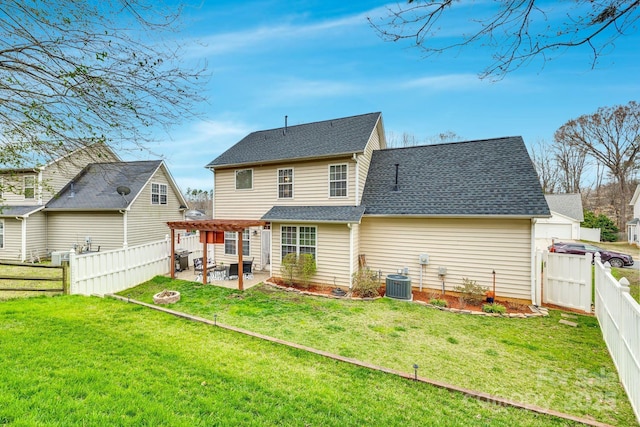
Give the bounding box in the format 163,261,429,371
1,144,187,261
206,112,551,302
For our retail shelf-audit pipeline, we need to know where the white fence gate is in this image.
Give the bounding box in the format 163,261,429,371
594,255,640,423
538,251,592,313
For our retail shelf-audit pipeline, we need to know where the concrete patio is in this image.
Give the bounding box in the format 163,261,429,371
172,266,270,290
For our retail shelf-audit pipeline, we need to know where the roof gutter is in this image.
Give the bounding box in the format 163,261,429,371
208,151,366,171
362,213,552,220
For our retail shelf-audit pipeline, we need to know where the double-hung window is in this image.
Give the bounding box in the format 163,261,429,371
24,176,35,199
281,226,316,259
278,168,293,199
329,164,347,197
225,230,250,256
151,183,167,205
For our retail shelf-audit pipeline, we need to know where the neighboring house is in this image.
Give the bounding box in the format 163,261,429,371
535,193,584,248
628,184,640,247
0,144,187,261
206,112,550,302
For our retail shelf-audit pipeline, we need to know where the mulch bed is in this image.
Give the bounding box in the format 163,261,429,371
266,279,533,315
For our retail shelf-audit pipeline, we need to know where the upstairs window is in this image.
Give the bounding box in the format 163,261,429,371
24,176,35,199
329,164,347,197
278,168,293,199
235,169,253,190
151,183,167,205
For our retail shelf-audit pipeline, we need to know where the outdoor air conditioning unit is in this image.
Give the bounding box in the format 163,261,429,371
386,274,412,300
51,251,71,266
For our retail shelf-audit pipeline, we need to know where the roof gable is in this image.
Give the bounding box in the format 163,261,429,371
361,137,550,217
45,160,171,210
544,194,584,222
206,112,382,168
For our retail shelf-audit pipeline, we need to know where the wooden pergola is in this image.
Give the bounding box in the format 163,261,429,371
166,219,266,290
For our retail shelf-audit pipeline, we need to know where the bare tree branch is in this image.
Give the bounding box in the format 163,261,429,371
369,1,640,80
0,0,208,169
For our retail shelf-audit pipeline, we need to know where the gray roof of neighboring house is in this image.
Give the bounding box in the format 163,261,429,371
206,112,381,168
544,193,584,222
361,136,550,217
45,160,164,210
0,205,44,217
261,206,366,223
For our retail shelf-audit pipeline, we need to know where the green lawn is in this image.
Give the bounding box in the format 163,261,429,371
119,276,638,426
0,295,587,426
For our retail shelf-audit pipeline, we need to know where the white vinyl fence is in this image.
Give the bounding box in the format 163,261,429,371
594,254,640,423
69,238,171,295
580,227,601,242
539,251,592,313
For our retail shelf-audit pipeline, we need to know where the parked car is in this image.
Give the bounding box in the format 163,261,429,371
549,242,634,268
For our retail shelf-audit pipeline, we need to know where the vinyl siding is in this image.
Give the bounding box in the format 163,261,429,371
359,217,533,301
214,157,358,219
270,222,351,287
46,212,124,252
0,173,39,205
0,218,22,260
25,212,47,259
126,168,184,247
357,121,383,205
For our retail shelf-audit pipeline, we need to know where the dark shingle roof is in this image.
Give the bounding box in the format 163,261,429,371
45,161,163,210
261,206,366,223
206,112,381,168
0,205,44,217
361,137,550,217
544,194,584,221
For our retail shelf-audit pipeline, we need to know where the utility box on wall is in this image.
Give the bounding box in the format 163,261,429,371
419,253,429,265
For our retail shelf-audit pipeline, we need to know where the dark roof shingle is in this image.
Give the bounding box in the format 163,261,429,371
206,112,381,168
45,161,163,210
361,137,550,217
261,205,366,223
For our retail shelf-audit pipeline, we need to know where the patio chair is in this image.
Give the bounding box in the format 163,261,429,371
194,257,204,281
228,263,239,280
242,258,254,279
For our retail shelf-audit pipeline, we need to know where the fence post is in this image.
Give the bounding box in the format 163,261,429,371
61,261,69,294
68,251,76,294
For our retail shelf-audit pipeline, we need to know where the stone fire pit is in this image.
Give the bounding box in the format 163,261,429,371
153,290,181,304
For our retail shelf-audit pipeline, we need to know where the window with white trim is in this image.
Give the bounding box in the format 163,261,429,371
278,168,293,199
224,230,250,256
151,183,167,205
0,219,4,249
24,176,35,199
281,226,316,259
329,164,347,197
235,169,253,190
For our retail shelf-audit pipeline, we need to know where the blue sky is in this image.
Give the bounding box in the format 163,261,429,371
142,1,640,192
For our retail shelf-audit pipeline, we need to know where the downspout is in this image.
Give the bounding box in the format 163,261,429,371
211,170,216,219
352,153,359,205
119,210,128,248
16,216,26,262
347,223,354,289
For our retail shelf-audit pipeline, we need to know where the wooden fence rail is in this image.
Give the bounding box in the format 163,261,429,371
0,261,68,294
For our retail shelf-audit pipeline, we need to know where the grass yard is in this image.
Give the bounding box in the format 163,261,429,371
0,262,65,300
0,296,587,426
120,277,638,426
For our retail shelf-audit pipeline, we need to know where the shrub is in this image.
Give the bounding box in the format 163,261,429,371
351,268,380,298
482,303,507,314
454,278,488,305
429,298,448,307
281,253,298,286
581,210,619,242
297,253,317,288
